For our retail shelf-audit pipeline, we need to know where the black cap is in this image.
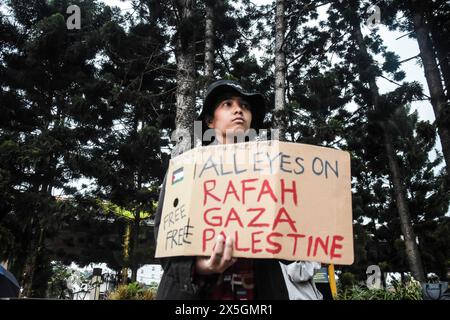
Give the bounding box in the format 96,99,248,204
198,80,266,130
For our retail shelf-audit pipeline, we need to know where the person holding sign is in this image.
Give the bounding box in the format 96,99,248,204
154,80,323,300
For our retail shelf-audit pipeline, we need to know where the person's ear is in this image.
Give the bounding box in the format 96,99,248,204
206,115,215,129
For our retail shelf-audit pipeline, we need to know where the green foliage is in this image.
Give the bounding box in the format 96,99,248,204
339,272,357,290
107,282,156,300
46,261,73,299
337,278,423,300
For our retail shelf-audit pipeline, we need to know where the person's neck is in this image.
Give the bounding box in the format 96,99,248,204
216,130,251,145
215,135,234,145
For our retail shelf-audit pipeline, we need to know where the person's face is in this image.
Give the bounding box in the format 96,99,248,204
207,95,253,141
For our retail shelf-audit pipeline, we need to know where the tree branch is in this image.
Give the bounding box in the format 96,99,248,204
399,54,420,64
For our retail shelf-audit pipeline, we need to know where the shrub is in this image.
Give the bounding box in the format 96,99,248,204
339,272,357,290
336,278,422,300
107,282,156,300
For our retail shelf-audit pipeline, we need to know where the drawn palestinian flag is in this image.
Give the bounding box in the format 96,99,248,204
172,167,184,185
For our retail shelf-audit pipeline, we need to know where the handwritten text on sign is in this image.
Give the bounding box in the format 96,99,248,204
155,141,354,265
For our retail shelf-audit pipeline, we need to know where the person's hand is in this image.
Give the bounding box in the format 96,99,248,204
195,235,237,275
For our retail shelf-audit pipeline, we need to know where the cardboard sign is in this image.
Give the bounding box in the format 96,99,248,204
155,140,354,265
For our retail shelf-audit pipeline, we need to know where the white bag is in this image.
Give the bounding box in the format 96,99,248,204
279,261,323,300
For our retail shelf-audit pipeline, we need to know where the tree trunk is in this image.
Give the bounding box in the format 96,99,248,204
130,209,141,283
204,1,215,89
371,217,380,262
174,0,197,156
383,129,425,283
412,2,450,170
20,220,37,297
430,30,450,99
273,0,287,141
352,21,426,283
286,76,296,142
121,223,131,285
12,182,40,292
21,224,45,297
